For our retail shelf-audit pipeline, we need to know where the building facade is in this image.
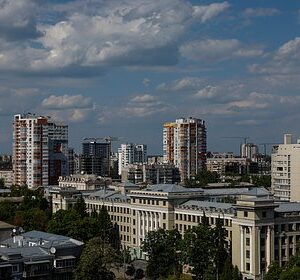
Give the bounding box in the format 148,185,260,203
13,114,68,188
0,170,13,187
241,143,259,162
118,143,147,175
271,134,300,201
48,183,300,280
80,141,111,177
163,117,206,181
121,163,180,184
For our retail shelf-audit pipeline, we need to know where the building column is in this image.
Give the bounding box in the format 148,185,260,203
240,226,244,272
137,210,141,247
146,211,149,235
257,227,261,275
249,226,252,274
154,213,158,230
150,212,153,231
266,226,271,270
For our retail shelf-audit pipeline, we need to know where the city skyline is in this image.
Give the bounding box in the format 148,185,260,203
0,0,300,154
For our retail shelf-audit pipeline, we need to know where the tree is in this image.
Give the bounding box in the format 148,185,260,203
73,196,87,217
220,258,242,280
75,237,118,280
251,175,271,190
0,178,5,188
185,171,219,187
264,262,282,280
181,224,213,280
143,228,182,279
14,208,48,231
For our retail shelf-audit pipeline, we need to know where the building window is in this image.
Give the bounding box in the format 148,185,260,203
262,211,267,218
246,263,250,271
246,238,250,246
163,201,166,206
246,250,250,259
244,211,248,217
163,213,166,219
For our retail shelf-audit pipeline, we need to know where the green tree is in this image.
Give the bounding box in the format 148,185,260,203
73,196,87,217
14,208,48,231
251,175,271,190
185,171,219,187
75,237,118,280
220,258,242,280
0,178,5,188
181,224,212,280
265,262,282,280
143,228,182,279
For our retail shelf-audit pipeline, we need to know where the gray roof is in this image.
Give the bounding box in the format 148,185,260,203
145,184,203,193
203,187,269,197
275,202,300,213
87,189,129,202
2,230,83,249
180,200,234,211
0,246,49,260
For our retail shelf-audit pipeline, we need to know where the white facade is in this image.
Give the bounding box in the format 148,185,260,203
0,170,13,187
118,143,147,175
241,143,259,161
271,134,300,201
163,117,206,181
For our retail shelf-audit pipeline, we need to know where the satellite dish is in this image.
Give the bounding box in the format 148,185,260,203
50,247,56,254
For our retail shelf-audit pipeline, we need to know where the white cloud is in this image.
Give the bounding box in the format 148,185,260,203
194,85,220,99
131,94,156,103
243,8,280,18
41,94,93,110
193,2,230,23
157,77,204,92
180,39,263,62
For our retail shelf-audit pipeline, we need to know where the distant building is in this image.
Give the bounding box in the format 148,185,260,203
13,114,68,188
0,230,83,280
121,163,180,184
0,170,13,187
147,155,164,165
206,157,259,176
163,117,206,181
118,143,147,175
80,140,111,177
241,143,259,161
58,174,112,191
271,134,300,201
0,155,12,170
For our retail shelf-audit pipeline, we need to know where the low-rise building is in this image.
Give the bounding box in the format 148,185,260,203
58,174,112,190
0,170,13,187
0,230,83,280
48,184,300,280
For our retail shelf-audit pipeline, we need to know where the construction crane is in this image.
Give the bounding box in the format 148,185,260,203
221,136,250,157
258,143,278,158
82,136,121,143
222,136,249,144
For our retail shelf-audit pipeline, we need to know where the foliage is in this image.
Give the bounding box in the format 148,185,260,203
251,175,271,190
265,253,300,280
75,237,118,280
142,228,182,279
184,171,219,187
73,196,87,217
220,258,242,280
14,208,48,231
0,178,6,188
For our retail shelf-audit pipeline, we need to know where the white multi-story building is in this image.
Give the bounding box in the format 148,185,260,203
271,134,300,201
118,144,147,175
163,117,206,181
241,143,259,161
13,114,68,188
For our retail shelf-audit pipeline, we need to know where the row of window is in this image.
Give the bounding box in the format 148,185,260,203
132,198,167,206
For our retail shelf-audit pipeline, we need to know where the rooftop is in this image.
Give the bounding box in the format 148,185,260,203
144,184,203,193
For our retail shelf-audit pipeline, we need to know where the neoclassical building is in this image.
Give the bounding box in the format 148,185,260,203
46,184,300,280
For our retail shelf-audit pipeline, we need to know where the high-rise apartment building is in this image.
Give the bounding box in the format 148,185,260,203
241,143,259,161
13,114,68,188
163,117,206,181
271,134,300,201
80,141,111,177
118,143,147,175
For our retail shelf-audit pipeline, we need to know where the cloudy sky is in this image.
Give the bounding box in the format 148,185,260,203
0,0,300,154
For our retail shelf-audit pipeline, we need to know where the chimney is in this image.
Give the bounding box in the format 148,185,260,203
284,134,292,144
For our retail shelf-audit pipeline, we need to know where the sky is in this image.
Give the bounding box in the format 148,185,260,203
0,0,300,155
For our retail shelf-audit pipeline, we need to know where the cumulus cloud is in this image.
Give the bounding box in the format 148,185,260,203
0,0,41,41
243,7,280,18
157,77,204,92
0,0,230,76
180,39,263,62
41,94,93,110
193,2,230,23
250,37,300,77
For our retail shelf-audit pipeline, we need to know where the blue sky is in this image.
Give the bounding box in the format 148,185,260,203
0,0,300,154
